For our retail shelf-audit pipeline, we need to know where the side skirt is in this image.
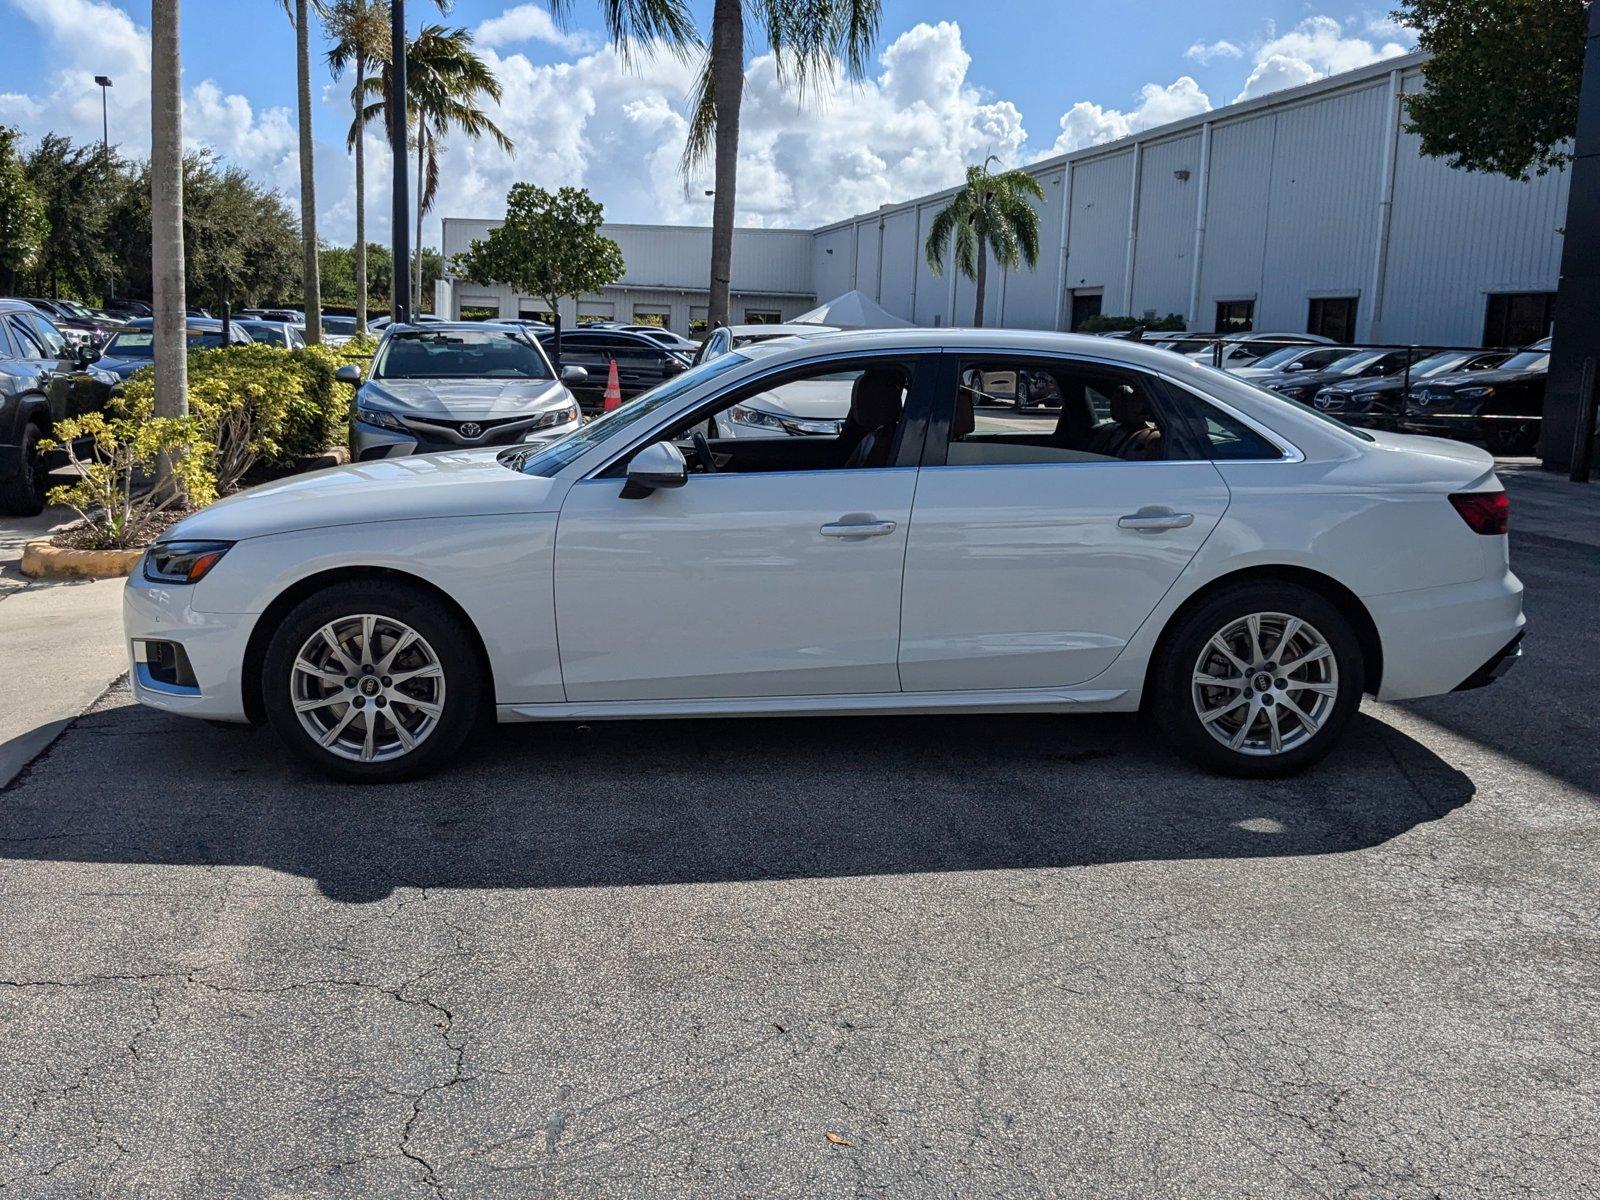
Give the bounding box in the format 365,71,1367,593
498,686,1133,723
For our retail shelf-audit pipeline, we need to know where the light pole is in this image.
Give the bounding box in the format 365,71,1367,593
390,0,411,325
94,75,112,167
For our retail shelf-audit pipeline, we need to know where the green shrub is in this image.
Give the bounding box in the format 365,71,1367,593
1077,313,1188,334
119,343,348,489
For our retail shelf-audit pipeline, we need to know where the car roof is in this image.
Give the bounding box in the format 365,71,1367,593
721,323,837,338
0,298,45,314
116,317,229,330
386,320,529,335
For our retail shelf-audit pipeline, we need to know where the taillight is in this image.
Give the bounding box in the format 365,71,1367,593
1449,491,1510,535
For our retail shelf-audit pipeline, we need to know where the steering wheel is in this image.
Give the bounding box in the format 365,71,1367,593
691,431,718,474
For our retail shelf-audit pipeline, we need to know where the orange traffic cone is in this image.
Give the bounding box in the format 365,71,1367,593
602,358,623,411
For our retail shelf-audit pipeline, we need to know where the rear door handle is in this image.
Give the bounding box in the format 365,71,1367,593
820,518,897,539
1117,508,1195,533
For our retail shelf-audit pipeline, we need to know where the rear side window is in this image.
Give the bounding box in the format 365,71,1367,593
1160,381,1289,459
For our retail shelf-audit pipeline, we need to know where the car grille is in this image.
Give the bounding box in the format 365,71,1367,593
1314,389,1350,411
400,411,567,445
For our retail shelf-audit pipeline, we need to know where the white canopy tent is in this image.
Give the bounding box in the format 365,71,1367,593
791,289,914,330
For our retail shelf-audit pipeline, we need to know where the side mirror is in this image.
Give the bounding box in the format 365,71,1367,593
621,441,687,498
75,344,95,369
1282,363,1304,373
335,363,362,385
660,358,685,377
561,364,588,384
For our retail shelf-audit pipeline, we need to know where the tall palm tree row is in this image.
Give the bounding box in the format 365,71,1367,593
924,158,1045,328
325,0,389,335
361,24,513,314
282,0,328,344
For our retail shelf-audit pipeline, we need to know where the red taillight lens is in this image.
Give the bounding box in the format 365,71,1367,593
1449,491,1510,535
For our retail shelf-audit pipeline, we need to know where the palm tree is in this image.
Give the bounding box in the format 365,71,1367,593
150,0,187,438
924,157,1045,328
326,0,389,335
361,24,513,314
281,0,328,344
680,0,882,328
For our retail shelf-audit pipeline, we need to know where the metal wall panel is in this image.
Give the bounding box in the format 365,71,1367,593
811,225,856,300
877,207,920,318
1131,135,1202,322
1063,150,1136,316
1000,169,1069,329
1380,70,1569,345
912,204,953,327
1196,115,1275,324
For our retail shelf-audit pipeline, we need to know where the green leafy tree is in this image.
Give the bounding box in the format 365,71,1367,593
21,134,121,300
0,126,48,294
924,157,1045,328
452,183,624,366
1396,0,1589,179
361,23,512,314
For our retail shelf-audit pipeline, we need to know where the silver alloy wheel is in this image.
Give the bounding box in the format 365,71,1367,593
1191,611,1339,757
290,614,446,763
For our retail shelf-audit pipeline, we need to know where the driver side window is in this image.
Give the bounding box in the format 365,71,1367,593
661,357,922,476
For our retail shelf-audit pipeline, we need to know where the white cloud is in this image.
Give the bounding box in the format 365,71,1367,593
1050,77,1212,154
475,4,597,53
1185,39,1244,65
1235,16,1413,100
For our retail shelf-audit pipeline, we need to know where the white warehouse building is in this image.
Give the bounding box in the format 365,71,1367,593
440,51,1569,350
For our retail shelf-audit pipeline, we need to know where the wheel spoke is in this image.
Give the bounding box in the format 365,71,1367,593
358,616,377,669
318,705,358,748
1279,644,1332,675
1269,618,1303,666
294,689,352,714
1278,692,1319,733
1229,697,1263,750
319,626,358,674
1194,671,1246,690
388,662,442,687
383,707,416,752
1290,681,1338,697
1200,694,1249,724
1245,614,1264,664
392,696,442,719
1264,704,1283,754
1208,636,1250,674
360,711,377,761
377,629,419,674
294,657,347,686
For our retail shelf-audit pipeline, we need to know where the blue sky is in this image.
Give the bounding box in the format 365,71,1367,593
0,0,1414,246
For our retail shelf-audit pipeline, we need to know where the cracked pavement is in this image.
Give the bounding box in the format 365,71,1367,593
0,521,1596,1197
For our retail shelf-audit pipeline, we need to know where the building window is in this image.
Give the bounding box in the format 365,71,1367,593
519,303,556,323
743,309,782,325
689,306,710,336
1069,290,1103,331
459,305,498,321
1482,292,1555,348
577,301,615,325
632,305,670,329
1307,297,1358,343
1216,300,1255,333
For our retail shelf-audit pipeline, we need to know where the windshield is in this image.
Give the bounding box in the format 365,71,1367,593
502,352,750,477
1320,350,1381,375
103,330,224,357
374,328,552,380
1250,345,1329,370
323,317,356,334
54,300,94,320
1499,350,1550,372
240,323,288,346
1231,376,1375,442
1409,352,1472,377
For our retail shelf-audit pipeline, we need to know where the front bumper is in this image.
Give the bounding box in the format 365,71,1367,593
123,568,255,721
351,413,581,461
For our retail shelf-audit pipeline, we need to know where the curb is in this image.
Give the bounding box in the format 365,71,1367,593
20,541,143,581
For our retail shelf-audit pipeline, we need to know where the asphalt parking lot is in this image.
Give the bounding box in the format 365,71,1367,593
1,486,1597,1198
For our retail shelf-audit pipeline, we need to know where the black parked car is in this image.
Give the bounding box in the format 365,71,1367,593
537,328,689,409
1402,338,1551,455
93,317,255,381
1312,349,1511,430
15,297,116,352
0,299,110,516
1249,347,1419,404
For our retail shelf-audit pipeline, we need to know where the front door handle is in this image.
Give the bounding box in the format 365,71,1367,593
1118,508,1195,533
820,517,897,539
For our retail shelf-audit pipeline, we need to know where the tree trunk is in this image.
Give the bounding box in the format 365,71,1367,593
354,48,367,336
413,133,425,315
296,0,323,344
972,232,987,328
548,303,562,372
150,0,187,441
706,0,743,329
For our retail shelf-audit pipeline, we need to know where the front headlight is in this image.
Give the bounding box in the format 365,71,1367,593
1277,385,1314,400
144,540,233,584
1457,386,1495,400
535,401,580,429
728,404,786,431
355,400,407,431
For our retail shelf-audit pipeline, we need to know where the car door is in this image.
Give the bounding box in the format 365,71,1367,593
5,314,72,420
897,351,1233,692
20,313,101,419
552,352,936,702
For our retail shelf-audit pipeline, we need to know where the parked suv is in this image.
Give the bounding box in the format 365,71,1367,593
14,298,115,353
0,298,109,515
1313,349,1511,430
539,328,690,409
1402,339,1551,455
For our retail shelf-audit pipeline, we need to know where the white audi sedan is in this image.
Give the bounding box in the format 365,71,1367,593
124,330,1524,783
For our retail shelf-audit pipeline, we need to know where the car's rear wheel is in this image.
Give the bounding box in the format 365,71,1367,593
262,581,483,783
0,423,49,517
1152,582,1364,777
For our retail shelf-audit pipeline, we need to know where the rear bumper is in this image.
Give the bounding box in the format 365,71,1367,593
1365,569,1525,702
1453,631,1523,691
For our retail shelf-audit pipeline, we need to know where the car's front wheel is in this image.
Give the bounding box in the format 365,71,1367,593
0,423,49,517
1151,582,1365,777
262,581,484,783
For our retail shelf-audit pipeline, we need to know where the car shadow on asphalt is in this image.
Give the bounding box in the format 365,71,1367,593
1,699,1472,902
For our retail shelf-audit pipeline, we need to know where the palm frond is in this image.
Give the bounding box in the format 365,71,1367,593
680,52,716,173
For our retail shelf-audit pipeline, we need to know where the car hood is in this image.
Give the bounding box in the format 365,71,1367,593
1417,366,1544,391
94,356,152,379
1254,368,1356,390
741,378,855,420
360,377,571,420
167,449,563,542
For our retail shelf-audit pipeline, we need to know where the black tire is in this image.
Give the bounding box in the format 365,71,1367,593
261,580,484,783
0,423,49,517
1150,581,1365,778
